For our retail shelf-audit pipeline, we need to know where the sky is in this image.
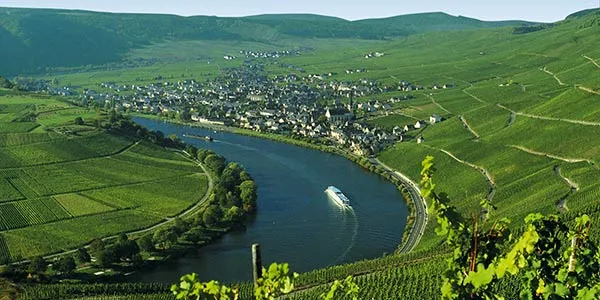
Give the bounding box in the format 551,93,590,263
0,0,598,22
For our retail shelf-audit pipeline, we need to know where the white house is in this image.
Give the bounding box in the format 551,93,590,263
414,120,426,129
429,114,442,124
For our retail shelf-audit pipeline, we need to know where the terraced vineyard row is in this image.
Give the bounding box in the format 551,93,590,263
20,283,171,300
0,198,72,230
0,177,24,202
0,234,10,262
0,132,63,147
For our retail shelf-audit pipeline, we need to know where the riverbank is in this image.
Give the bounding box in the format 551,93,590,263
131,113,426,254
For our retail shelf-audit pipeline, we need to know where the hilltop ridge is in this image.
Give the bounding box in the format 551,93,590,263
0,7,533,76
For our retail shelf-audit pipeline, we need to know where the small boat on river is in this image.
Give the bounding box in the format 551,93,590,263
183,133,213,141
325,186,351,208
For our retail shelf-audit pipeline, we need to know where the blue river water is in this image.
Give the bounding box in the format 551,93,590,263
130,117,407,283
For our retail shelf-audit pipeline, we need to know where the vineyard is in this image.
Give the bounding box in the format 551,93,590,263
0,96,210,260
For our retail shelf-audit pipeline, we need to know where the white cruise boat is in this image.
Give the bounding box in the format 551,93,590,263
325,186,351,208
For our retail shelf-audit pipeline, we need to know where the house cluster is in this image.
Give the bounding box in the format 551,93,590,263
345,68,366,74
397,80,457,92
238,49,301,59
330,119,399,156
364,52,385,59
33,60,452,156
11,78,74,96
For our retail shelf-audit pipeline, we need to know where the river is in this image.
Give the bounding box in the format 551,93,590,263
130,117,408,284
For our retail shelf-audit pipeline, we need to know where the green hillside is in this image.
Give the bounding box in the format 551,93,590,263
0,7,533,76
3,6,600,300
0,93,209,260
281,9,600,298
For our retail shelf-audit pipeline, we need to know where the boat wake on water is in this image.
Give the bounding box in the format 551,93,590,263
212,139,260,152
334,208,358,264
324,186,358,264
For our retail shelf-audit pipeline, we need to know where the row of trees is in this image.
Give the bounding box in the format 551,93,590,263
89,146,258,257
188,145,258,216
90,234,143,268
27,233,143,276
28,248,90,277
137,147,259,253
100,110,183,148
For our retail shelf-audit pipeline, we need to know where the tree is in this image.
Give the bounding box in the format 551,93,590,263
74,116,84,125
224,206,243,223
53,256,76,274
74,248,90,264
96,247,117,268
131,253,143,268
239,180,258,212
117,233,129,244
182,227,204,245
219,171,237,191
202,205,222,227
28,256,47,274
239,171,252,182
0,278,21,300
137,235,155,253
192,214,205,228
153,228,178,250
115,239,140,261
196,149,212,162
90,239,105,255
185,145,198,158
173,218,190,235
108,109,118,124
178,105,191,121
204,154,226,175
225,162,243,180
168,133,180,143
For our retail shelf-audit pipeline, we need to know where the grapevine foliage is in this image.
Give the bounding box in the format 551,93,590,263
320,276,360,300
420,156,600,299
254,263,298,300
172,262,358,300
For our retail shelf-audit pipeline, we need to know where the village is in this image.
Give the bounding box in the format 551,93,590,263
17,62,453,156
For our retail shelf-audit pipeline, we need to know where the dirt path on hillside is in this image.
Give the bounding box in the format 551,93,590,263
509,145,594,165
554,165,578,212
553,165,579,191
577,85,600,95
457,115,480,139
462,89,487,104
425,93,452,114
425,145,496,201
496,104,600,126
541,67,567,86
583,55,600,69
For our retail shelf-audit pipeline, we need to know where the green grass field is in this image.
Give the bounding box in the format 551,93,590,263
0,96,209,260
